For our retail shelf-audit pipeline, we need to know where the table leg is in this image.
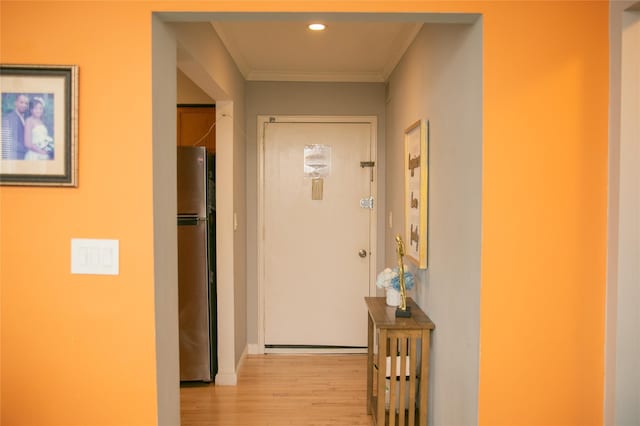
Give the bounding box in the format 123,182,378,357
367,313,373,415
419,330,430,426
377,328,388,426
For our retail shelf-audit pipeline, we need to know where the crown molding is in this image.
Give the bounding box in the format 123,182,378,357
246,70,385,83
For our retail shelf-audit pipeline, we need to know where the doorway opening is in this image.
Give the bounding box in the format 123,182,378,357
153,11,483,426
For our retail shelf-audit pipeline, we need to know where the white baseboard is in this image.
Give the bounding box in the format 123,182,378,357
215,346,248,386
264,347,367,355
248,343,264,354
214,372,237,386
236,345,248,371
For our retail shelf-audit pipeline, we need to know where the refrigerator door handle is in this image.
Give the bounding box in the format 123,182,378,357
178,215,200,226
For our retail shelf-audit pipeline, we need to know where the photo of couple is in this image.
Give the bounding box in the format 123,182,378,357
1,93,55,161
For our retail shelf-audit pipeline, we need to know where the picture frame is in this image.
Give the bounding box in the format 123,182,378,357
0,64,78,187
404,119,429,269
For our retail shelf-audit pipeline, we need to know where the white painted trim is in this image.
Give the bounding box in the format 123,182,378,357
264,347,368,355
236,345,248,373
248,343,263,355
256,117,266,355
257,115,378,351
247,70,385,83
210,22,251,79
381,23,423,81
214,372,238,386
369,118,379,303
213,101,237,387
216,337,244,386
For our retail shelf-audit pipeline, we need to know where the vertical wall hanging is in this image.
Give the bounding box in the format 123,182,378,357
404,119,428,269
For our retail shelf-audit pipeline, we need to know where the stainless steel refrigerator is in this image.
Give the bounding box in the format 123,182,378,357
177,146,217,382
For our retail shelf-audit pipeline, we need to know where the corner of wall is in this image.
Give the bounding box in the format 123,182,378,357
151,13,180,426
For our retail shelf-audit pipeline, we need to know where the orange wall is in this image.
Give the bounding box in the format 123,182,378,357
479,2,608,425
0,3,159,425
0,1,608,426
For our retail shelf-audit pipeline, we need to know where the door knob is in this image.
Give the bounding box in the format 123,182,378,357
359,249,367,258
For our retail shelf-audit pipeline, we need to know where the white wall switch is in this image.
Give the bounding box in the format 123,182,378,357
71,239,119,275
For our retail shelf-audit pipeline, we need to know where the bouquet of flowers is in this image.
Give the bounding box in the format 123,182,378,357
376,267,414,291
35,135,54,154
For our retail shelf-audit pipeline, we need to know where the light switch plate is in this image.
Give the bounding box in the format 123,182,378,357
71,238,119,275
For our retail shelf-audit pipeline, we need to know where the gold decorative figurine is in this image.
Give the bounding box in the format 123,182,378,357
395,234,411,317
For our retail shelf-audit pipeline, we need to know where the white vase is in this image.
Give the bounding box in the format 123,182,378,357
386,288,401,307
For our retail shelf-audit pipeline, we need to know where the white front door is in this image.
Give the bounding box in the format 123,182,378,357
260,116,376,350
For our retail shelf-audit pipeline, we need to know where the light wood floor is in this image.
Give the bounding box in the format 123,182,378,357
180,354,372,426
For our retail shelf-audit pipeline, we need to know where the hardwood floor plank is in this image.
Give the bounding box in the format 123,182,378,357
180,354,372,426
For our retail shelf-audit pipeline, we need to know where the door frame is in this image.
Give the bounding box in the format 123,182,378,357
256,115,378,353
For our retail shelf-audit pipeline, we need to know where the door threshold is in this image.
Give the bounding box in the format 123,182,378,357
264,344,367,354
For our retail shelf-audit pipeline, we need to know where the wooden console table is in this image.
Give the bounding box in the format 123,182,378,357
365,297,435,426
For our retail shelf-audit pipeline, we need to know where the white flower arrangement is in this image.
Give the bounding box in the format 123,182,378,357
376,266,414,291
34,135,54,153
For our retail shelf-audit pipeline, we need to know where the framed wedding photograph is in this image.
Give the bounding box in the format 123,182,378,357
0,64,78,186
404,119,429,269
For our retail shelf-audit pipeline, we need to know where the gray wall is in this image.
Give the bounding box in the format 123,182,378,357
151,15,180,426
177,69,214,104
606,2,640,425
245,82,386,346
172,20,247,383
385,22,482,426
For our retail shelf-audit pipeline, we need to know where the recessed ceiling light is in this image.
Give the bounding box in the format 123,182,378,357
308,23,326,31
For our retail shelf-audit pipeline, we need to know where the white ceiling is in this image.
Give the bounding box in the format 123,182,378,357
211,20,423,82
167,13,479,84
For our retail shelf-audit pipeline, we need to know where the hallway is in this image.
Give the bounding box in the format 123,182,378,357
180,354,371,426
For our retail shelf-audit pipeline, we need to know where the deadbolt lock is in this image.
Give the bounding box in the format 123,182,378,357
360,196,374,209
